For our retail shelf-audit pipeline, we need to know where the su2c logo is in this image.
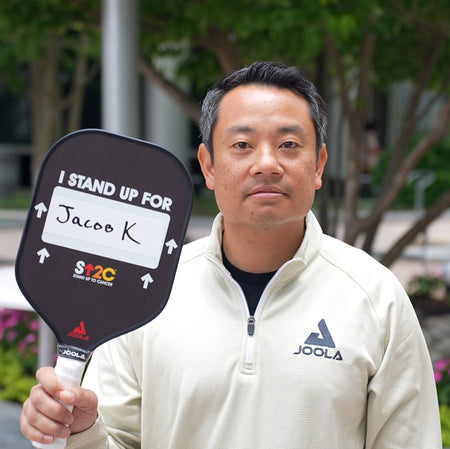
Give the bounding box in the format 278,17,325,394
74,260,117,282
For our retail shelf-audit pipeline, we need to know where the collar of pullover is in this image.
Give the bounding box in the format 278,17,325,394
206,211,323,275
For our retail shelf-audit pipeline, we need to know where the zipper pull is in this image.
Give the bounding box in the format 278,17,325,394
247,316,255,336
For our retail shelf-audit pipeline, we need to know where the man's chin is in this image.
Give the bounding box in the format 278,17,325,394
233,213,302,231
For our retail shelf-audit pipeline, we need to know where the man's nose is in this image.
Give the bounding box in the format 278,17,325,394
250,145,284,176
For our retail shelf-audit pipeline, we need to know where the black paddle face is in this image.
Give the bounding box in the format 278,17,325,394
15,130,193,351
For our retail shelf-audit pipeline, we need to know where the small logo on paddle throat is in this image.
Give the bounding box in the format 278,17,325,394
58,344,90,361
68,320,90,341
294,319,343,361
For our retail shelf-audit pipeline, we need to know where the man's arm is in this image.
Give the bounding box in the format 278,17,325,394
73,335,143,448
366,284,441,448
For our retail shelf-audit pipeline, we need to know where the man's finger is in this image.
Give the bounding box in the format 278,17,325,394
65,386,99,434
21,397,71,443
36,366,64,396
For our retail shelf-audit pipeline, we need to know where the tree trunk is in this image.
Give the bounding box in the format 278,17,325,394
325,30,375,245
29,31,98,183
29,33,63,183
381,190,450,267
67,33,90,133
363,97,450,250
363,37,450,252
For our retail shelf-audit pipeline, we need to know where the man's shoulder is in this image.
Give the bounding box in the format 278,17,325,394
178,236,210,265
317,235,410,318
319,233,394,282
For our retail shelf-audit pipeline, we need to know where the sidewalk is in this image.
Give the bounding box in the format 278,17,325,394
0,400,32,448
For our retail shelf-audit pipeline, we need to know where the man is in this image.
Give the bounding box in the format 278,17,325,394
21,61,441,448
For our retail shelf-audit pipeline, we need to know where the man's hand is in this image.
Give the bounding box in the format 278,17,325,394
20,367,98,444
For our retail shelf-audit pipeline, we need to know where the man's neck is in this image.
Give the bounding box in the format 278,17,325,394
221,219,306,273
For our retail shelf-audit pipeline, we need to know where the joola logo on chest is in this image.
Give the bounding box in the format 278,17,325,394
294,319,343,361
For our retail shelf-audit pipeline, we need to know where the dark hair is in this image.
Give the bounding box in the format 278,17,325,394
200,61,327,159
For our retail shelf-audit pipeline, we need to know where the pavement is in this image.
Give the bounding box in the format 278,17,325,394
0,401,31,448
1,208,450,447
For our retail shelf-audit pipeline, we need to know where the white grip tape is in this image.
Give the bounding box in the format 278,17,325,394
32,356,87,449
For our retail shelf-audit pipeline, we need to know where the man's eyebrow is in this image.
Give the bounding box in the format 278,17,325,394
225,124,308,135
225,125,255,134
277,124,307,135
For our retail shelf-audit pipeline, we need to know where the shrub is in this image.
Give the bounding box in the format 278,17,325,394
0,308,39,402
441,405,450,447
0,308,38,374
0,347,36,403
407,274,448,301
435,359,450,407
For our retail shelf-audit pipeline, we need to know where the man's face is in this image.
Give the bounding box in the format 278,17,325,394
198,84,327,231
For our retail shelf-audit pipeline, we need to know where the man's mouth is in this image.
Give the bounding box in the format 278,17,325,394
247,185,286,198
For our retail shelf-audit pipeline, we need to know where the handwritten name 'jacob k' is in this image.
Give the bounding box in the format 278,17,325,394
56,204,140,245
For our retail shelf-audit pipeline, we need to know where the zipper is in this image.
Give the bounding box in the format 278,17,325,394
245,316,256,367
207,256,256,369
247,316,255,336
207,254,293,372
243,266,288,368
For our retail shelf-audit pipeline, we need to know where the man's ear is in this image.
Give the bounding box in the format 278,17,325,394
197,143,215,190
315,144,327,190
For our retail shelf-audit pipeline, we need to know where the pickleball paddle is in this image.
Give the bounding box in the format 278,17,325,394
15,129,193,448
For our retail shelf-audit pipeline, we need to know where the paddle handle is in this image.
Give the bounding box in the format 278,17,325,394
32,350,89,449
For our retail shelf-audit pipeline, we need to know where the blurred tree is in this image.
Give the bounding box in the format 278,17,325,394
138,0,450,265
319,0,450,264
138,0,324,119
0,0,448,267
0,0,100,181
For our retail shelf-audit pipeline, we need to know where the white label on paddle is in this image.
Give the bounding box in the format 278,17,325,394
42,186,170,268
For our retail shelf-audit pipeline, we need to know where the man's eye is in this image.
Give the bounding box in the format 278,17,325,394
281,141,298,149
235,142,250,149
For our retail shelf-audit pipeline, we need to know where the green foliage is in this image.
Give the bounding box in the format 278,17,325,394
407,275,448,301
0,0,100,91
138,0,450,107
0,348,36,403
0,0,448,263
441,405,450,446
373,137,450,209
1,0,448,104
139,0,326,90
